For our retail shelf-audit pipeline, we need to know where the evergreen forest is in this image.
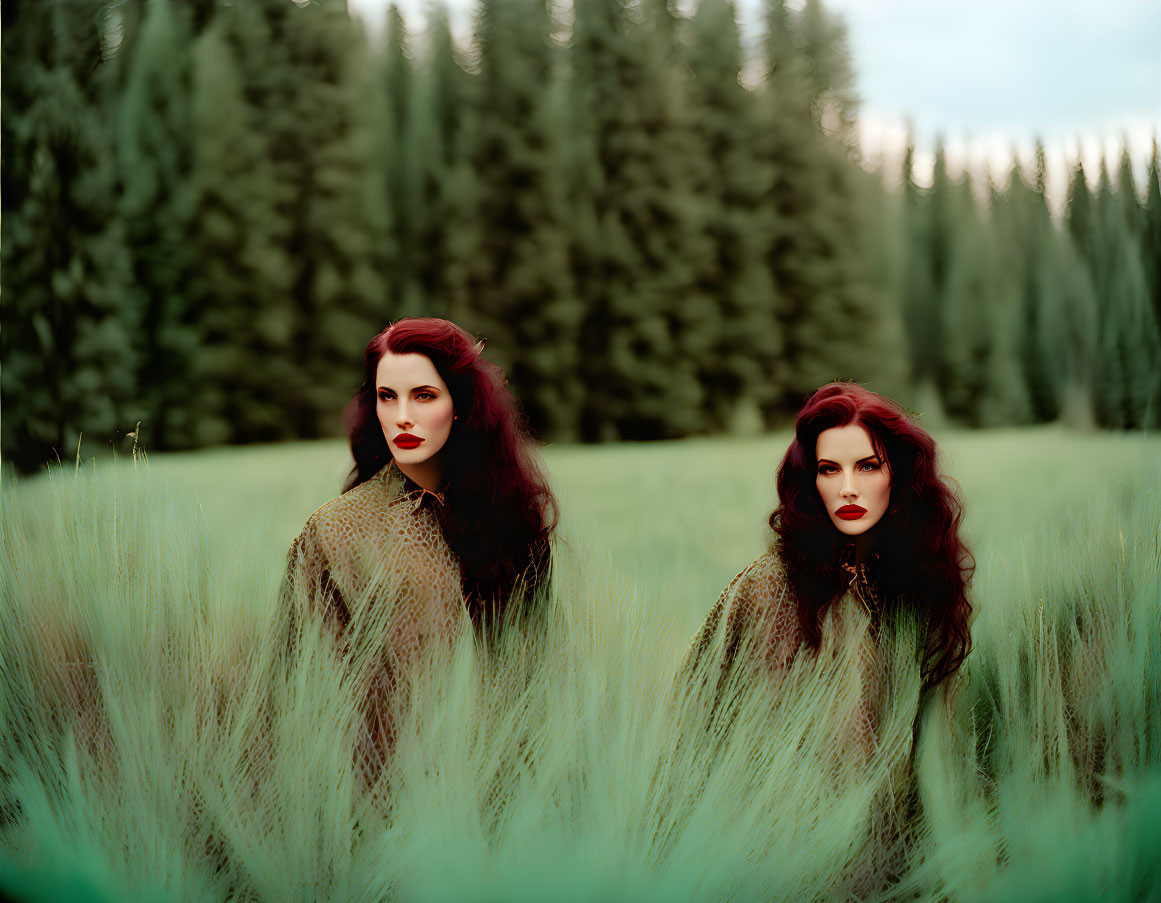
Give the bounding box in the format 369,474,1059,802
4,0,1160,474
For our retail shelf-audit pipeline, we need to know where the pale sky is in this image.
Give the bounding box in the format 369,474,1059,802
349,0,1161,206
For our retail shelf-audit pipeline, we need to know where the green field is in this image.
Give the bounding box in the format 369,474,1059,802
58,425,1157,627
2,428,1160,902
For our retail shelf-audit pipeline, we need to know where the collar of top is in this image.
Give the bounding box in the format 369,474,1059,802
839,544,881,617
381,460,446,512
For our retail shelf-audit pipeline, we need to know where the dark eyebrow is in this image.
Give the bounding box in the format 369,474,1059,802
376,384,441,392
857,455,881,465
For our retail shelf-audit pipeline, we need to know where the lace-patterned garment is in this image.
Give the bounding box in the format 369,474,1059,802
282,462,464,781
683,550,888,754
678,550,920,893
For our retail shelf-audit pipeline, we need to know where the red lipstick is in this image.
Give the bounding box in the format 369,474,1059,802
393,433,423,450
836,505,866,520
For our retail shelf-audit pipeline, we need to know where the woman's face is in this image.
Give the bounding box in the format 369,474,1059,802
376,352,455,468
814,423,891,536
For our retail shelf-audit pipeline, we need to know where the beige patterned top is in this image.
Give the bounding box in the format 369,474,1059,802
282,461,464,777
682,550,889,757
675,550,922,892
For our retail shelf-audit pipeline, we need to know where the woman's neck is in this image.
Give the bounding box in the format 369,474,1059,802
395,458,443,492
851,531,877,564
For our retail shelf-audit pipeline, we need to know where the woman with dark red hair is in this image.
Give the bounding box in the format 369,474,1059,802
282,317,557,779
687,381,972,702
679,381,973,887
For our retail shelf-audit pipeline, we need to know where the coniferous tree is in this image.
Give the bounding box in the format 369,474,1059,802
569,0,708,440
1,0,138,472
1094,159,1161,428
229,0,383,436
1041,229,1100,428
449,0,581,439
380,4,417,311
298,2,385,425
795,0,858,144
941,171,1029,426
1114,146,1161,424
403,6,472,320
898,142,935,405
1145,139,1161,331
685,0,780,431
1115,146,1145,238
1103,239,1160,428
1024,146,1098,426
188,16,296,444
756,0,891,408
995,145,1060,422
13,0,1154,460
1067,161,1099,275
115,0,202,449
924,143,961,405
857,157,910,404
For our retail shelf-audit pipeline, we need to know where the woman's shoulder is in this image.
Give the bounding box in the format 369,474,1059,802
682,550,797,678
698,551,793,638
292,465,404,548
721,550,792,610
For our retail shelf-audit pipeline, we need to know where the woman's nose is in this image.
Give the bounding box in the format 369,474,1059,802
396,401,413,427
840,471,858,498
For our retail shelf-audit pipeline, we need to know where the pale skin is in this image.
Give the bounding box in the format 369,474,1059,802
815,423,892,563
375,352,454,492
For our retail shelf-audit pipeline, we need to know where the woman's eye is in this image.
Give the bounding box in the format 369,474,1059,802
860,462,880,472
416,392,435,401
817,464,837,475
377,393,394,402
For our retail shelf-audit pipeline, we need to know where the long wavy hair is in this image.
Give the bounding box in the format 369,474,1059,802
345,318,557,624
770,383,974,687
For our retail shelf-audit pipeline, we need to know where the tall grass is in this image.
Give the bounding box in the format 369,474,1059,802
2,438,1159,902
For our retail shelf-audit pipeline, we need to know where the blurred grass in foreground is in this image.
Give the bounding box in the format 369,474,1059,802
2,430,1159,901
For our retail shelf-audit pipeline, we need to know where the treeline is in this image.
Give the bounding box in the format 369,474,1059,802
3,0,1159,474
895,141,1161,429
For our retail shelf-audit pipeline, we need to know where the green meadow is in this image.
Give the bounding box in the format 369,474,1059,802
2,428,1160,902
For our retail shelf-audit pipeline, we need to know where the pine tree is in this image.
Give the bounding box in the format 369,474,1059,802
795,0,858,143
226,0,383,436
1103,237,1160,428
115,0,202,449
407,6,474,320
685,0,780,431
856,157,910,404
1044,230,1100,428
569,0,709,440
938,180,994,425
447,0,582,440
380,4,417,310
994,145,1059,422
925,143,961,402
297,2,385,428
756,0,892,408
1115,145,1144,237
1,0,138,472
1066,160,1099,274
1145,139,1161,331
1094,160,1161,428
941,170,1030,426
899,141,935,404
188,16,296,444
1032,146,1098,426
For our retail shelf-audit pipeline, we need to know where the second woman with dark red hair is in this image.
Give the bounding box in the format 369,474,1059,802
686,381,973,707
282,317,557,782
679,381,974,889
